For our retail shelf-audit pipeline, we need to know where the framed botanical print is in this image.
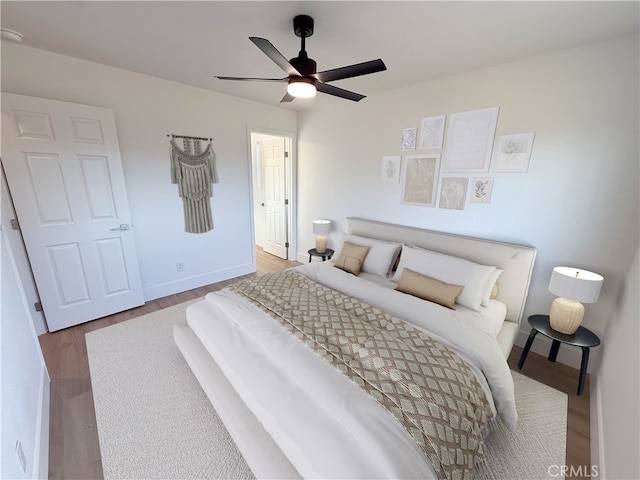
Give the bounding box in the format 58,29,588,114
493,133,535,173
400,154,441,207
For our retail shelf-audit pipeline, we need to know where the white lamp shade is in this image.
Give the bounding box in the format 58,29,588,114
312,219,331,235
548,267,603,303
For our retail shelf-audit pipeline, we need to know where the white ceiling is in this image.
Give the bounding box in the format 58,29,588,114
2,1,638,110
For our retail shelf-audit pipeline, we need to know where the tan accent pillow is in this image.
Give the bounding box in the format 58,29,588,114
391,245,495,311
342,234,402,277
334,241,370,275
490,283,498,300
395,268,463,309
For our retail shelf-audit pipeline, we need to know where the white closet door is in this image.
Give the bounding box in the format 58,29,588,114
1,93,144,331
261,137,288,259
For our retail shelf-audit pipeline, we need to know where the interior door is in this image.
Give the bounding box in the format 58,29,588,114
260,137,288,259
1,93,144,332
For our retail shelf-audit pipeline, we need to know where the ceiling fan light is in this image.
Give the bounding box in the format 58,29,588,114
287,77,316,98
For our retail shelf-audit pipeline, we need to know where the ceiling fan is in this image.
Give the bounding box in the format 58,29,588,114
215,15,387,103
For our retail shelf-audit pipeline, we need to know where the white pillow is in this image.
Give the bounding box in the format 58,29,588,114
341,234,402,278
391,245,496,311
482,268,503,307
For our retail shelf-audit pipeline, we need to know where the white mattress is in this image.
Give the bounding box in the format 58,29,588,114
184,263,517,479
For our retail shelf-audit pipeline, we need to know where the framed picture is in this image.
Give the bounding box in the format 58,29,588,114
469,177,494,204
493,133,535,173
381,155,401,184
419,114,446,150
400,127,417,151
400,154,440,207
438,177,468,210
442,107,499,173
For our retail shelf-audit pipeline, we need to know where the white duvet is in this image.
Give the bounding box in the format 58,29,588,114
186,262,517,479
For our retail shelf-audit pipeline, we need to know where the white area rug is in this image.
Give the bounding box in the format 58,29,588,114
478,369,568,480
87,300,567,480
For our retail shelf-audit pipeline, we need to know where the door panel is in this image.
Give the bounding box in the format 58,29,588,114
48,242,90,306
1,93,144,331
96,237,131,294
13,109,55,140
79,155,117,219
70,116,104,143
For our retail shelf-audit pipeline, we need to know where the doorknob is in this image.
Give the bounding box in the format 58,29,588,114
110,224,130,231
260,203,265,207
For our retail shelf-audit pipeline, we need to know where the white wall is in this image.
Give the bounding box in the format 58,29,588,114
592,245,639,479
296,34,639,368
1,202,50,479
1,42,297,306
0,42,297,479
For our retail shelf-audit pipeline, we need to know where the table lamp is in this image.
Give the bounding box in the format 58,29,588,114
548,266,603,334
312,220,331,254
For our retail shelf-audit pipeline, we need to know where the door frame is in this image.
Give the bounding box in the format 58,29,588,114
247,127,296,263
1,167,48,335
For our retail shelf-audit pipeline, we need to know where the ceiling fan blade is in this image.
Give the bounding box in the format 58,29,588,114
280,92,295,103
314,59,386,83
215,76,287,82
316,82,365,102
249,37,301,76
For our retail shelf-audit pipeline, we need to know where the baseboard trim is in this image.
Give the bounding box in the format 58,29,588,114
591,375,605,478
296,251,326,264
34,364,50,480
143,263,256,301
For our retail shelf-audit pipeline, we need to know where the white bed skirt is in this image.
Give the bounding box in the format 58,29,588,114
174,322,301,479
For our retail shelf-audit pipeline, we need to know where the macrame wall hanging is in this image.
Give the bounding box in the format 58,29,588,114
169,134,218,234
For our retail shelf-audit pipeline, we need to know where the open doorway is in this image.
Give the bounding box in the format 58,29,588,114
249,130,296,261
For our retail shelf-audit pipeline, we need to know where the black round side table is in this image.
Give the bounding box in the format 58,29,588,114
518,314,600,395
307,248,334,263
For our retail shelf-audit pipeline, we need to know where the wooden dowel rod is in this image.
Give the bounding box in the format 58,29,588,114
167,134,212,141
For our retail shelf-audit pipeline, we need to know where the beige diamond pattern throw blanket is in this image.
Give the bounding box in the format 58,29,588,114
229,270,494,480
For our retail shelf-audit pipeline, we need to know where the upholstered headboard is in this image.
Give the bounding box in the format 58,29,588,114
344,217,536,356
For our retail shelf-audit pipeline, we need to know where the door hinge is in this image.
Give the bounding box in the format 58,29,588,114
285,242,290,248
34,301,43,312
284,199,289,205
284,151,289,158
10,218,20,231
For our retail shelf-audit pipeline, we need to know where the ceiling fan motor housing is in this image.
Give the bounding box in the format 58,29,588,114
290,54,317,76
293,15,314,38
291,15,316,76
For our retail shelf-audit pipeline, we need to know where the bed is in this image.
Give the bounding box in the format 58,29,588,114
174,217,537,479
